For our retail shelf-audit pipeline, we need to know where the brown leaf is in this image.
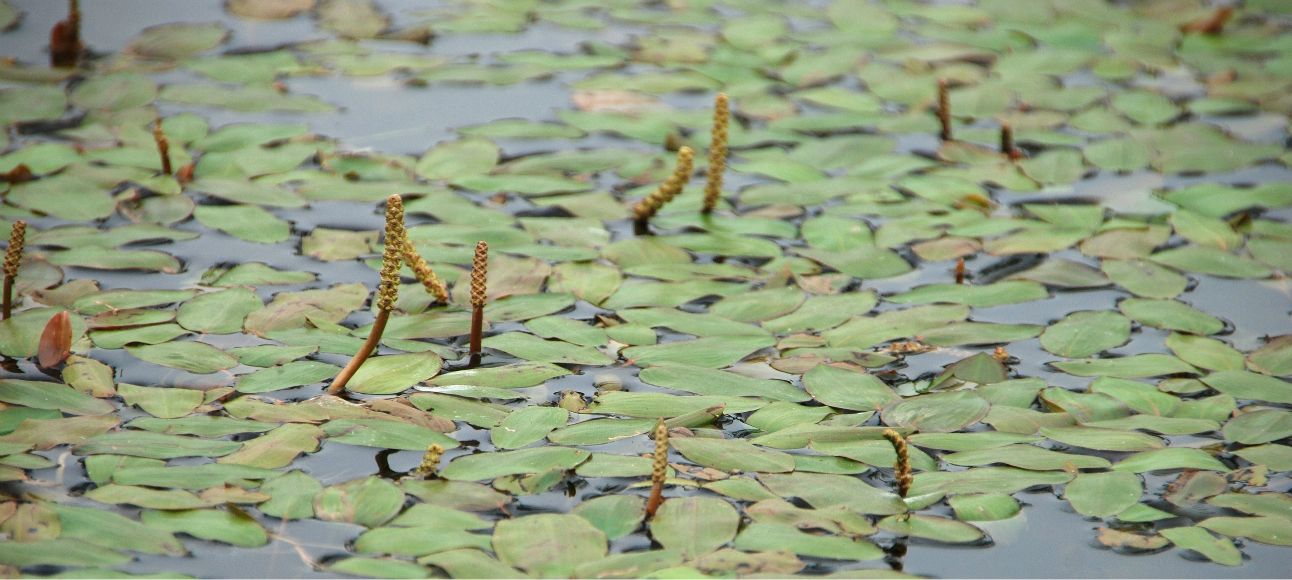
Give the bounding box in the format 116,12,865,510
1096,527,1169,551
1180,7,1233,35
37,311,72,368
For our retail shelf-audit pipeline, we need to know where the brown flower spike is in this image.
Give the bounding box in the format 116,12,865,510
3,220,26,320
1000,122,1020,161
328,195,403,394
645,417,669,519
701,93,729,215
937,79,952,142
633,146,694,231
883,428,912,499
468,241,488,367
49,0,82,68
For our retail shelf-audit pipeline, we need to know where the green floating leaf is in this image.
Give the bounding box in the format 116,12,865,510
1112,448,1228,473
117,384,204,419
482,332,613,365
882,391,990,433
324,418,458,451
671,436,795,474
572,495,646,541
429,362,570,389
128,22,229,59
141,508,268,548
493,514,608,577
1248,335,1292,377
650,497,740,559
878,514,984,544
259,470,323,520
126,341,239,374
1065,472,1142,517
622,335,775,368
1201,371,1292,404
943,444,1110,471
1041,426,1163,452
347,352,444,394
0,539,131,567
1199,516,1292,547
1159,526,1242,566
1119,298,1224,335
803,364,898,411
888,281,1048,308
1050,354,1197,378
1223,409,1292,444
949,494,1020,522
491,406,568,450
1040,311,1131,358
641,364,807,403
441,447,589,481
235,361,339,394
734,522,882,560
75,431,240,459
315,476,404,528
0,379,114,416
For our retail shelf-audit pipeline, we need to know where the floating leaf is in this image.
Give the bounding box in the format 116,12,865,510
650,497,740,559
493,514,607,577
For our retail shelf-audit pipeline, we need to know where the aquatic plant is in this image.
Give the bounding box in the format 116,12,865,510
937,79,951,142
327,195,403,394
153,116,172,175
49,0,81,68
632,146,694,232
644,417,669,519
882,429,912,499
3,220,25,320
701,93,729,215
468,240,488,367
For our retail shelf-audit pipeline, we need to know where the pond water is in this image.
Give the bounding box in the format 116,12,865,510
0,0,1290,578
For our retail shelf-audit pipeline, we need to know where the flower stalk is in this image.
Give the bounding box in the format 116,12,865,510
154,116,172,175
955,257,966,285
1000,122,1020,160
937,79,952,142
633,146,694,234
645,418,669,519
701,94,729,215
468,241,488,368
49,0,81,68
883,428,912,498
327,195,403,395
3,220,26,320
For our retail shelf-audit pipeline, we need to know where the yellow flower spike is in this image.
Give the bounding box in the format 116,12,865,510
633,146,695,229
409,443,445,479
645,417,669,519
701,93,729,215
3,220,26,320
883,428,912,499
327,195,403,395
375,195,404,312
402,243,449,304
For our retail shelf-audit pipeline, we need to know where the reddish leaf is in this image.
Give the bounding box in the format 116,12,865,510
37,311,72,368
